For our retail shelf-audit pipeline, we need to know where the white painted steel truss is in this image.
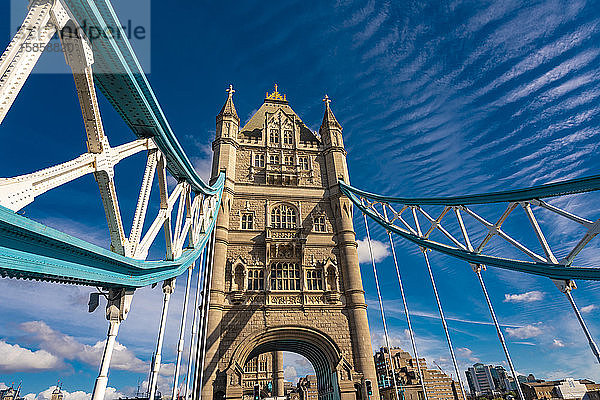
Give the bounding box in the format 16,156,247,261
358,195,600,365
0,2,220,399
361,197,599,288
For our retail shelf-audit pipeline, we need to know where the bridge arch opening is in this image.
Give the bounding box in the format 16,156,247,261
227,326,355,400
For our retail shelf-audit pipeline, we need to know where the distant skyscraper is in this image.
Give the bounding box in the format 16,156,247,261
465,363,524,396
465,364,495,396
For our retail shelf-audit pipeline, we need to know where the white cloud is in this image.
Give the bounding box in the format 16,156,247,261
357,238,390,264
580,304,597,314
503,291,544,303
20,321,147,373
189,141,213,183
0,383,9,390
25,385,124,400
284,366,298,382
505,324,543,339
456,347,479,362
552,339,565,348
282,352,314,383
0,340,62,372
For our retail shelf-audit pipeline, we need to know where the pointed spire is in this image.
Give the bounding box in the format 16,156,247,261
217,84,239,122
321,94,341,130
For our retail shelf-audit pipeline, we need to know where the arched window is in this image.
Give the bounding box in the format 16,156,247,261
299,156,309,170
284,155,294,165
254,153,265,168
313,215,326,232
270,128,279,143
247,269,264,290
270,262,301,290
283,129,293,144
306,268,323,290
269,154,280,165
270,204,297,229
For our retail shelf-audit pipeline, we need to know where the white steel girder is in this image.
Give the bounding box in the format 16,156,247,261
0,0,55,123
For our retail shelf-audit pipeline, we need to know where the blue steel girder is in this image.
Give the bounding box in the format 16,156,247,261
0,0,227,288
339,176,600,281
0,174,224,288
61,0,217,196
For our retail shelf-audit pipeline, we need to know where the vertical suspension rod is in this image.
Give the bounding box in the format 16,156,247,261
149,279,175,400
565,289,600,363
386,231,428,400
363,213,400,400
422,251,466,400
172,263,194,400
91,320,120,400
412,206,466,400
197,230,216,397
185,249,206,399
475,267,525,400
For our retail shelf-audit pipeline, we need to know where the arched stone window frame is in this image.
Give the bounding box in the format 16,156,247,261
304,265,324,291
269,202,299,229
231,257,247,292
323,258,339,293
312,211,327,233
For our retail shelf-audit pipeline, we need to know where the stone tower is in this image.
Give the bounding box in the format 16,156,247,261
201,85,379,400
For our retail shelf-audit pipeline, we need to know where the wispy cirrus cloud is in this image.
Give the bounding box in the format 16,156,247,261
580,304,597,314
504,291,545,303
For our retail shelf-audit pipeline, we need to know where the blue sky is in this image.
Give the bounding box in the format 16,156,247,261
1,0,600,397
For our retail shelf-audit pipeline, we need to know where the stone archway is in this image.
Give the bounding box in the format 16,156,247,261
225,326,356,400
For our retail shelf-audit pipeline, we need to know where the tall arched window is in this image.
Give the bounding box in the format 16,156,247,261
270,128,279,143
270,262,301,290
270,204,297,229
283,129,293,144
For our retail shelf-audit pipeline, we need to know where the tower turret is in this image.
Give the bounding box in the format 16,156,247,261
319,95,349,187
211,84,240,181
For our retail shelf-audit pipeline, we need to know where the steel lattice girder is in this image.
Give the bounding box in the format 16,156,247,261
0,174,224,288
339,177,600,281
62,0,218,196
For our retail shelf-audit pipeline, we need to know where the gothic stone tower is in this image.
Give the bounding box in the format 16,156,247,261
202,85,379,400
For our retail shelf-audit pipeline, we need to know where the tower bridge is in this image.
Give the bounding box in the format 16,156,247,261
202,85,377,400
1,1,600,400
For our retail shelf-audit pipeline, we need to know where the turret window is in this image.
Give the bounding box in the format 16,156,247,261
271,204,297,229
306,268,323,290
270,262,301,290
299,156,309,170
270,129,280,143
247,269,264,290
241,213,254,230
283,130,293,144
254,153,265,168
313,216,326,232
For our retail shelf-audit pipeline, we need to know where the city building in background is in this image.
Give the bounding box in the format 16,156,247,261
242,353,276,400
374,347,459,400
0,384,23,400
297,375,318,400
521,378,599,400
465,363,527,396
